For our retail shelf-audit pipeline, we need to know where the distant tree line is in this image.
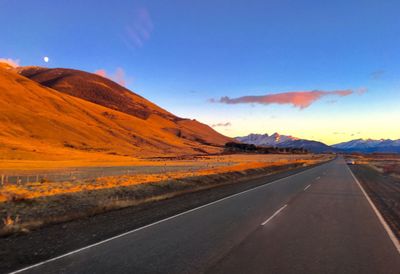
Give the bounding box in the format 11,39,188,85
224,142,308,154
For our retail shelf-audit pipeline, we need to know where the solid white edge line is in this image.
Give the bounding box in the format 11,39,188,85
303,184,311,191
261,204,288,225
9,162,328,274
347,165,400,255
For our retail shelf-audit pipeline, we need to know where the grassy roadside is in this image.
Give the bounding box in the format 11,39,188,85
0,157,332,237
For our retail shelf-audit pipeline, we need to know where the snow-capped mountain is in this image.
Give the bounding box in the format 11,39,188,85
236,133,400,154
236,133,298,146
332,139,400,153
236,133,334,153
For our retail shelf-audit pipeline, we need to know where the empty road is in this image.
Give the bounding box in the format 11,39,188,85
13,157,400,274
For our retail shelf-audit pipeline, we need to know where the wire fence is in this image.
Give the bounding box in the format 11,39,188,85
0,163,231,187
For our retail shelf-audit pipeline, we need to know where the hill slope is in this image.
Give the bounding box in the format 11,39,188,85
0,63,230,161
16,66,230,146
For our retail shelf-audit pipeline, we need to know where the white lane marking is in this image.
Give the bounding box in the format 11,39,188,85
347,165,400,255
304,184,311,191
10,162,330,274
261,204,288,226
316,176,321,180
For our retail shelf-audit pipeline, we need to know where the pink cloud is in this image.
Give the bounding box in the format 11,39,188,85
0,58,20,67
94,68,127,86
94,69,107,78
356,87,368,95
125,8,153,48
114,68,126,87
212,89,364,109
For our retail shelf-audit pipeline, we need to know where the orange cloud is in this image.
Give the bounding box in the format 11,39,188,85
0,58,20,67
212,89,363,109
95,68,127,86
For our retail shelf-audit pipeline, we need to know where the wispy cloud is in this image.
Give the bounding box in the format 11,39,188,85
94,68,127,86
370,70,385,80
356,87,367,95
125,8,153,48
326,99,338,104
211,89,367,109
211,122,232,128
0,58,20,67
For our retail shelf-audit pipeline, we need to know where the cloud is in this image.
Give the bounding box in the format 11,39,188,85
113,68,126,87
211,89,366,109
211,122,232,128
125,8,153,48
0,58,20,67
94,69,107,77
370,70,385,80
356,87,367,95
95,68,127,86
326,100,338,104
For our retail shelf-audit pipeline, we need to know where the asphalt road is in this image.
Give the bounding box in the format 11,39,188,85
13,157,400,274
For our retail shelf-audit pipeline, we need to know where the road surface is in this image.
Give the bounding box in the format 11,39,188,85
12,157,400,274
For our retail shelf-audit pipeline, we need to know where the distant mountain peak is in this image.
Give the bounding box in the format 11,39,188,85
236,132,333,153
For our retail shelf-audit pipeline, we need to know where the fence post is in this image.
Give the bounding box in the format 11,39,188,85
1,174,3,186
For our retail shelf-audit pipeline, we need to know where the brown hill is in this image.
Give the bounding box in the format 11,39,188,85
0,63,231,161
16,66,231,146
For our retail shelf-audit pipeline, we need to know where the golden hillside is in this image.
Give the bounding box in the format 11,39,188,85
16,66,231,147
0,63,231,161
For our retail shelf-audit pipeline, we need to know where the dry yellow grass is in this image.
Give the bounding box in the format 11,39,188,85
0,153,325,171
0,154,331,202
0,154,333,236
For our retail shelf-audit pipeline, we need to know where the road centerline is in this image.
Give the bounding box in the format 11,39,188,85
261,204,288,226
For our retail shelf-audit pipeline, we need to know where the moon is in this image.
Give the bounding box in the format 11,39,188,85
43,56,49,63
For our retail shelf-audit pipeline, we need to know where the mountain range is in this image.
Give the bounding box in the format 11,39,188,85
0,62,231,161
332,139,400,153
236,133,334,153
236,133,400,154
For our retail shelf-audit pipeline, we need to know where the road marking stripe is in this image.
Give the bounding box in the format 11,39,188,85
347,165,400,255
304,184,311,191
316,176,321,180
261,204,288,226
10,162,329,274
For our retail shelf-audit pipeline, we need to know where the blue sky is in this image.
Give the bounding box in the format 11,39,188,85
1,0,399,144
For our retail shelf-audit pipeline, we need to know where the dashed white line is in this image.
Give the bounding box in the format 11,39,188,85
316,176,321,180
304,184,311,191
261,204,288,226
